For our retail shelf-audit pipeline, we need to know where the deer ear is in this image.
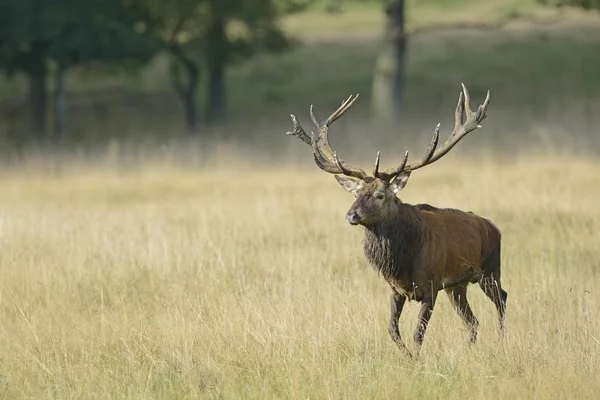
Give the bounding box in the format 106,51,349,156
390,171,411,194
335,175,362,195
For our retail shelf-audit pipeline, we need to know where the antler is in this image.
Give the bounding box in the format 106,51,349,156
287,83,491,183
375,83,491,182
286,94,369,180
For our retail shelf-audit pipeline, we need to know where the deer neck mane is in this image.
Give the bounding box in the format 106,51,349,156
362,198,424,279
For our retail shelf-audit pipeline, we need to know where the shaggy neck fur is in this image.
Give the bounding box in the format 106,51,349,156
362,199,425,281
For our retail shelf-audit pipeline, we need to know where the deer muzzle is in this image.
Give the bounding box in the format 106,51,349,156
346,210,362,225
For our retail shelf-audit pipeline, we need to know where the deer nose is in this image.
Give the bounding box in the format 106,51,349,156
346,211,361,225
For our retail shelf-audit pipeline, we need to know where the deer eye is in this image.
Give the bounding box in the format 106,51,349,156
375,192,385,200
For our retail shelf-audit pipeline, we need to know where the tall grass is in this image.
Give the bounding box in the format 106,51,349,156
0,153,598,398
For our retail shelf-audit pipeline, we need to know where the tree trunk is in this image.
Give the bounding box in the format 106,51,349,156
391,1,407,109
54,65,66,140
170,55,200,136
206,17,226,122
28,60,48,138
183,78,198,135
371,0,407,121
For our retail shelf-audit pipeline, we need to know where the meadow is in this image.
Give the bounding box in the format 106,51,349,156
0,153,598,399
1,0,600,398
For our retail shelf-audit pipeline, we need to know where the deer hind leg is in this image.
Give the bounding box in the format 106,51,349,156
388,289,411,356
413,291,438,356
479,247,508,334
445,284,479,344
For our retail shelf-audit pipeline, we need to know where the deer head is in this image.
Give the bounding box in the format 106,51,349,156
286,84,491,227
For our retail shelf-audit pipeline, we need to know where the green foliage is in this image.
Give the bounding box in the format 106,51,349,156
129,0,298,67
0,0,159,73
50,0,161,68
0,0,308,135
126,0,299,125
277,0,319,13
537,0,600,10
0,0,164,137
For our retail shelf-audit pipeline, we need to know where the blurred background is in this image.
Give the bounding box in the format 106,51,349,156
2,2,600,396
0,0,599,168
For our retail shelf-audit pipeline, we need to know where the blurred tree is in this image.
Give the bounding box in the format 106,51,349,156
49,0,160,139
0,0,308,139
537,0,600,9
0,0,159,139
133,0,293,133
130,0,207,135
0,0,55,138
204,0,289,123
371,0,407,121
275,0,317,14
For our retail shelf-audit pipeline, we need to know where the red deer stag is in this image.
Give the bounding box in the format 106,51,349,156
285,84,507,356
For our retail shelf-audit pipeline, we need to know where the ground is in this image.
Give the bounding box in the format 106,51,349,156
0,0,599,398
0,157,598,398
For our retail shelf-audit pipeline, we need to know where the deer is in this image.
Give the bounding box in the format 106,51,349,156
285,84,507,356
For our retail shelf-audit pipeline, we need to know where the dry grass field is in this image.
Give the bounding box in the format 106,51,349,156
1,2,600,398
0,153,598,399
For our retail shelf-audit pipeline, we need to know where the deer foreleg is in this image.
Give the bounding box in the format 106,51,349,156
388,290,411,356
413,291,438,355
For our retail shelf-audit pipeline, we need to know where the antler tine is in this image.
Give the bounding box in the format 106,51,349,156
461,83,472,120
307,94,358,133
372,151,381,177
454,91,465,133
286,114,312,145
327,94,360,125
477,89,491,124
309,104,320,128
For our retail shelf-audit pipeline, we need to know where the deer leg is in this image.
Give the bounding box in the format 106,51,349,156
480,247,507,335
388,290,411,356
445,285,479,344
480,277,507,335
413,291,438,355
